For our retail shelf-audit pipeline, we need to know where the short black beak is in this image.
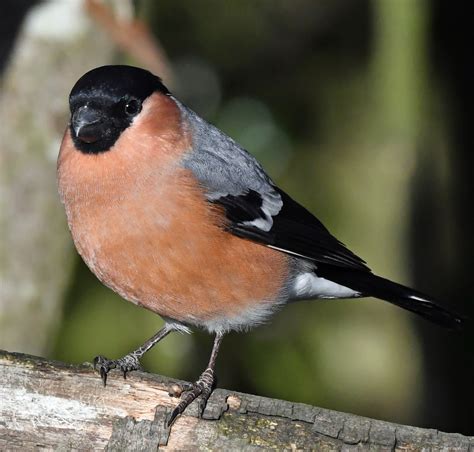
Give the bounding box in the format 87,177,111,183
72,106,104,144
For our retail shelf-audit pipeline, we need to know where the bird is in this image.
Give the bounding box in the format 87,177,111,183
57,65,463,426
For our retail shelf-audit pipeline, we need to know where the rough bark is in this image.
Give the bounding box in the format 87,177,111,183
0,350,471,451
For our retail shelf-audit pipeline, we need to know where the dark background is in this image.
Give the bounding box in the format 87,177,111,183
1,0,472,434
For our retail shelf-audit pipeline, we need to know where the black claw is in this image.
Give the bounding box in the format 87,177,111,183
167,368,216,425
93,355,106,371
197,397,206,418
100,367,108,386
97,358,116,386
166,407,181,427
92,354,141,386
93,355,114,387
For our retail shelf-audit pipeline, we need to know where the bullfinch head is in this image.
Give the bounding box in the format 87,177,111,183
68,65,170,154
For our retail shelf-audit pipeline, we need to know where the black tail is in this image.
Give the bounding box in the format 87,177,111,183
317,266,464,329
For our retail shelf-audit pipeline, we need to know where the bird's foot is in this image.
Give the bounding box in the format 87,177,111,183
93,353,142,386
166,367,216,426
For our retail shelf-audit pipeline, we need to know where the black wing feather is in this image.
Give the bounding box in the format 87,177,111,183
214,187,369,272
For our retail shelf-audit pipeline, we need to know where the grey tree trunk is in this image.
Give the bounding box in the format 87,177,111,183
0,1,115,355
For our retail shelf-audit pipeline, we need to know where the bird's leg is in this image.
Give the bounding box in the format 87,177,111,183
167,332,224,426
94,324,174,386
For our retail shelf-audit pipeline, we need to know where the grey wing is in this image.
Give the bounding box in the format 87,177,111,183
178,100,283,232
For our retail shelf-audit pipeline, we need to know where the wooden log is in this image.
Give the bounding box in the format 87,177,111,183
0,350,472,450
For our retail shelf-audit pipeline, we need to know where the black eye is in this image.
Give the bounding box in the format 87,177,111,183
124,99,141,116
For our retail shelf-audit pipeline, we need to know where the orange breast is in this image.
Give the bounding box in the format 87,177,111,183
57,94,290,330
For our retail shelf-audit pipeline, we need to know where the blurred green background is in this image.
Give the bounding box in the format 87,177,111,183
1,0,472,435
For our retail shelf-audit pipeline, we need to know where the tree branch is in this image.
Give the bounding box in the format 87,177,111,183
0,350,471,450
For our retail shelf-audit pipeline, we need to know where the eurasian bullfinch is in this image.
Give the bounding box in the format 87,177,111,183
57,65,463,426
